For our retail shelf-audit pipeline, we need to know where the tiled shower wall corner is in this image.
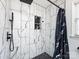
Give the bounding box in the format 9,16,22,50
45,2,65,57
0,0,10,59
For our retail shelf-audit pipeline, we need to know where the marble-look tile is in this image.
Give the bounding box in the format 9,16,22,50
21,43,29,54
41,8,45,19
21,25,29,34
30,30,35,44
36,9,42,17
30,44,37,58
12,10,21,29
29,16,34,30
48,43,55,57
50,16,56,30
41,19,45,30
10,48,20,59
13,29,20,39
22,11,29,21
0,1,10,59
22,54,29,59
50,5,58,17
0,2,5,28
21,20,29,29
0,0,6,7
11,0,21,11
30,3,36,15
9,0,55,59
0,28,4,51
22,3,29,14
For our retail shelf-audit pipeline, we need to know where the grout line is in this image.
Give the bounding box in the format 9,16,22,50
33,1,46,9
0,0,6,9
28,5,31,59
10,8,46,19
46,0,64,9
46,0,59,9
0,0,9,59
20,2,22,59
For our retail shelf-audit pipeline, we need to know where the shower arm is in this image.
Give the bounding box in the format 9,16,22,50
7,12,14,52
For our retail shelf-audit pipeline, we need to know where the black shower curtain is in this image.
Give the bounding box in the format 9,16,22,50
53,8,70,59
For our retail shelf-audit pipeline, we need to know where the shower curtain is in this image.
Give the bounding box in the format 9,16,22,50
53,8,70,59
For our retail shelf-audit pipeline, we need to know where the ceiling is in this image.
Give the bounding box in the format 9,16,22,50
33,0,65,8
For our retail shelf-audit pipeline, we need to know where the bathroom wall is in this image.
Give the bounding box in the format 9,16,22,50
9,0,47,59
0,0,10,59
66,0,79,59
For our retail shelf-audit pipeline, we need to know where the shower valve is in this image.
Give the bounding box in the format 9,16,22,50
7,32,12,41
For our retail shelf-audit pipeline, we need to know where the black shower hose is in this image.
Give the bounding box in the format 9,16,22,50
9,33,14,51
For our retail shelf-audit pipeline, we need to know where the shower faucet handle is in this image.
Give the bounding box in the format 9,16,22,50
9,19,13,22
77,47,79,50
7,32,12,41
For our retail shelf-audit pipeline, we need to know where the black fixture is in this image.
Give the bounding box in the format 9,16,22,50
77,47,79,50
20,0,33,5
7,12,14,52
7,32,11,40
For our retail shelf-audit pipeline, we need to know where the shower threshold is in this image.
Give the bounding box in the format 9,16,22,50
32,52,52,59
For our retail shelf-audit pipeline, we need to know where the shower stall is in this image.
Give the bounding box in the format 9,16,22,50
0,0,66,59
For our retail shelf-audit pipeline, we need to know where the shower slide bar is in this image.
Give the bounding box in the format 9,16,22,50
7,12,14,52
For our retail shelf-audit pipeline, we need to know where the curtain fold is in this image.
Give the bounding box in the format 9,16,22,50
53,8,70,59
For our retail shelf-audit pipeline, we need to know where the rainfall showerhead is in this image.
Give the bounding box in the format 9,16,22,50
20,0,33,5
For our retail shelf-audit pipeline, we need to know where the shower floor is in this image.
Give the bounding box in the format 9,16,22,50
32,52,52,59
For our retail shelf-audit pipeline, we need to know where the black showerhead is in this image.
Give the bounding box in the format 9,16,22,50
20,0,33,5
